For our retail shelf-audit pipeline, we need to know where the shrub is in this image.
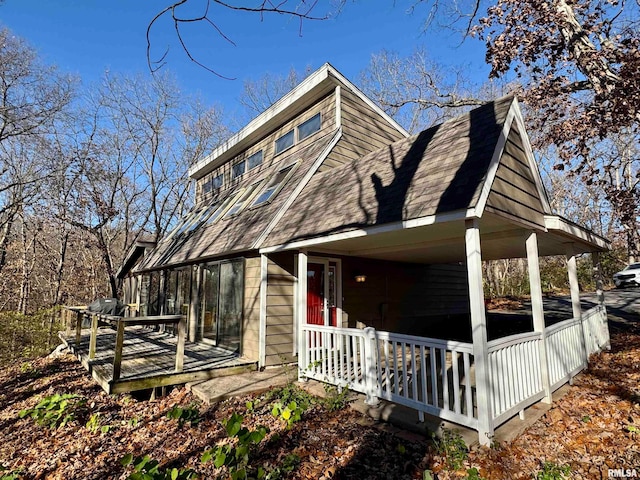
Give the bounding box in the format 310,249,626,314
19,393,86,429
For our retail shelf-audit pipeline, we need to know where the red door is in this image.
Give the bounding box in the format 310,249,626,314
307,263,324,325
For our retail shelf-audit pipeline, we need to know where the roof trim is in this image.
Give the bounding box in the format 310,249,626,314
253,128,343,249
116,240,157,278
544,215,610,251
474,97,552,218
259,208,471,253
188,63,408,179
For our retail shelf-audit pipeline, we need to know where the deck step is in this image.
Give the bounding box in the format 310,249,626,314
191,367,293,404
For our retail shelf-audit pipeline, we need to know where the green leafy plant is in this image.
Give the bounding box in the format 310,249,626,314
166,403,201,428
466,467,488,480
433,428,468,470
536,461,571,480
263,453,300,480
0,465,22,480
86,413,112,434
201,412,269,480
271,401,303,429
19,393,86,429
322,384,351,411
264,383,313,412
121,454,196,480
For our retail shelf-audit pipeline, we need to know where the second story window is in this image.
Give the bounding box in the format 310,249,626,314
275,130,294,154
298,113,321,141
247,150,263,170
203,173,224,195
232,160,245,179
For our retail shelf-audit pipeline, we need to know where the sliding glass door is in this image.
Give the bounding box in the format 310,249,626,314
198,259,243,351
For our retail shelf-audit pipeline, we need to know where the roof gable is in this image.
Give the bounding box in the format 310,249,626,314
262,96,517,248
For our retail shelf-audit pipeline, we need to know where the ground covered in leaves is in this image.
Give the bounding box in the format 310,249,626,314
0,329,639,479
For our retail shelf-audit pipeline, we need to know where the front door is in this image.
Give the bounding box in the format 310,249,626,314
307,260,340,327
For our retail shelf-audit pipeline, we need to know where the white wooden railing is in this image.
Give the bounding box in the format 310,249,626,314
375,332,477,429
545,317,587,391
300,304,609,437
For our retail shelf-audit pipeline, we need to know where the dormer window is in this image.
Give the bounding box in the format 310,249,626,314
298,113,321,141
252,163,296,207
275,130,294,155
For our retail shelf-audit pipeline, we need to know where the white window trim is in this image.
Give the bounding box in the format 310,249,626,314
297,112,322,142
224,180,265,218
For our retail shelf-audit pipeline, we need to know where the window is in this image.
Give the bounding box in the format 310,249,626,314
247,150,263,170
275,130,294,154
232,160,246,179
224,181,264,218
204,195,235,225
203,173,224,195
298,113,321,141
252,164,295,206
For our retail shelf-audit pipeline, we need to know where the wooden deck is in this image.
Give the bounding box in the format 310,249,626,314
59,326,257,394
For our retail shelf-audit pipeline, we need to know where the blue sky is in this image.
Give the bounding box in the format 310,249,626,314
0,1,490,119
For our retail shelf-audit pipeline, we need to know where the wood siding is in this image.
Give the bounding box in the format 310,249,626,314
321,88,405,172
486,123,546,227
196,92,337,204
264,252,296,366
242,256,261,361
340,257,470,340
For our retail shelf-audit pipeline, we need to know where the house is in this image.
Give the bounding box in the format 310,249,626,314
117,63,611,444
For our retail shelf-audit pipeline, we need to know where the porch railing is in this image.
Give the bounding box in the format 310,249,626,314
300,304,609,436
487,331,544,426
63,308,186,382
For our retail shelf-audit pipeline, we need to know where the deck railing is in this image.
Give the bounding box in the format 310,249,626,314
300,304,609,437
63,307,186,381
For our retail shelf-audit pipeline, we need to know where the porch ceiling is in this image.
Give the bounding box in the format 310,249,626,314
282,212,607,264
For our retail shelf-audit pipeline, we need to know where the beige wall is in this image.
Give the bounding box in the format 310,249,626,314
196,92,337,204
264,252,296,366
242,256,261,361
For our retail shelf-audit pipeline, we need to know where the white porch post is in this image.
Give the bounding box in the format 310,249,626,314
188,265,201,343
566,244,587,367
258,254,268,368
296,251,308,381
465,219,493,446
526,231,552,403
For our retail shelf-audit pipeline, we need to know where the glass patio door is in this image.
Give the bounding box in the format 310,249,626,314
200,264,219,341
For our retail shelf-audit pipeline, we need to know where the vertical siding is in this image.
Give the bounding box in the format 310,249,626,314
486,123,546,227
265,252,296,366
242,256,261,361
321,88,405,172
196,92,337,204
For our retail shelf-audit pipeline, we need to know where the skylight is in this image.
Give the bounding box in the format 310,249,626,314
252,164,295,206
224,181,264,218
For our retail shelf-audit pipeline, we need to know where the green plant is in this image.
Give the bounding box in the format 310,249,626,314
264,383,313,412
201,412,269,480
0,465,22,480
86,413,112,434
466,467,488,480
536,461,571,480
271,401,303,429
121,454,196,480
322,384,350,411
166,403,201,428
433,428,468,470
19,393,86,429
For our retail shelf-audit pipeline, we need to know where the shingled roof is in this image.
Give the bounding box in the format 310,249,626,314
262,95,516,248
138,130,340,271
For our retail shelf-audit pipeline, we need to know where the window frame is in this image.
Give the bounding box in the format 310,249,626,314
232,160,246,179
274,129,295,155
297,113,322,142
251,162,298,208
224,180,265,218
247,150,263,171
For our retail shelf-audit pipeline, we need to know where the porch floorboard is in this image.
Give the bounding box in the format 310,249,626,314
59,327,257,394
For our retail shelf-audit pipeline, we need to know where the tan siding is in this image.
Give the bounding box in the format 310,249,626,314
265,252,296,366
196,92,336,204
322,88,404,170
242,256,261,360
486,125,546,227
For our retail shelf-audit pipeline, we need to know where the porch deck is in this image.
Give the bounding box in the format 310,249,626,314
59,327,257,394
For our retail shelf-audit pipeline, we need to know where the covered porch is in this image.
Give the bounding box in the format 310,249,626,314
262,210,610,445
